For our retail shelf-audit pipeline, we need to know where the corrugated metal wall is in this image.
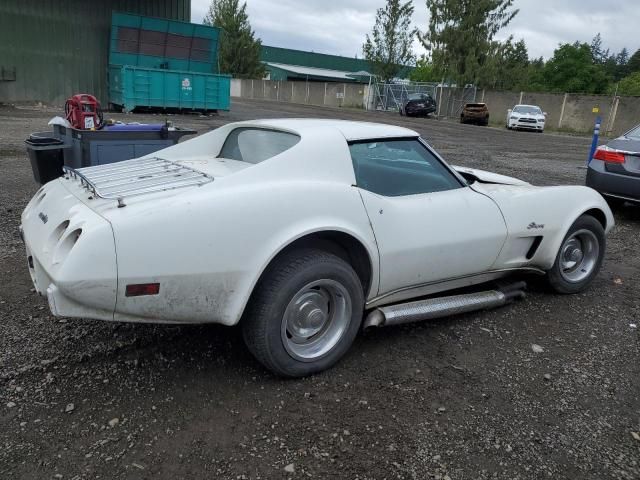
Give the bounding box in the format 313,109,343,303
0,0,190,105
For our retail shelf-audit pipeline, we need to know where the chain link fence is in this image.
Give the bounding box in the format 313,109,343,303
367,81,478,119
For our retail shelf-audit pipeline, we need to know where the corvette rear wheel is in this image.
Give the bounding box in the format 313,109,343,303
242,249,364,377
547,215,605,294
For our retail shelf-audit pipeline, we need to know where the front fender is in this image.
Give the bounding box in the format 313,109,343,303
475,184,613,270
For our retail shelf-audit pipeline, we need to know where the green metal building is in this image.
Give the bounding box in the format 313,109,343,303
261,46,372,83
0,0,190,105
261,45,412,83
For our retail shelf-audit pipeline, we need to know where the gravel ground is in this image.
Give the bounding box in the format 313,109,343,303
1,99,638,480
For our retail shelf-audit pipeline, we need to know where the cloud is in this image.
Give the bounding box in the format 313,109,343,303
192,0,639,60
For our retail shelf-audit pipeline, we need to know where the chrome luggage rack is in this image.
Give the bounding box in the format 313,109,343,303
62,157,213,206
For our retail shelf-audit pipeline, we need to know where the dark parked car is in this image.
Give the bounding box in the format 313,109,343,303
399,93,437,117
460,103,490,126
586,123,640,206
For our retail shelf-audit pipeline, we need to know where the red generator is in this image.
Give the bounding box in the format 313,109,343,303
64,94,103,130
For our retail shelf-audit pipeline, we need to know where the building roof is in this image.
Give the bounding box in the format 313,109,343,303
261,45,413,81
264,62,368,82
262,46,371,73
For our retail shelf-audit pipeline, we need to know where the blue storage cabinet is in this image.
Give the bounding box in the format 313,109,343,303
52,124,197,167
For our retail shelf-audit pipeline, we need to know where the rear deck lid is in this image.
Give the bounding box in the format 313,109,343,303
63,157,215,205
605,137,640,177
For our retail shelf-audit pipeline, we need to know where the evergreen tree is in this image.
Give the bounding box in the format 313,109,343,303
627,49,640,74
203,0,265,78
590,33,610,64
616,48,629,66
363,0,416,82
419,0,518,85
615,47,630,81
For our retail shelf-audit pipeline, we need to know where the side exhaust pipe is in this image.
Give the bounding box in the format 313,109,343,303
363,281,526,329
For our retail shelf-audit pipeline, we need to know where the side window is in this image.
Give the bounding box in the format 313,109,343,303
349,139,462,197
219,127,300,164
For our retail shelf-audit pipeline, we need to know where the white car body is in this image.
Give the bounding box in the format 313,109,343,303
507,104,546,132
21,119,613,327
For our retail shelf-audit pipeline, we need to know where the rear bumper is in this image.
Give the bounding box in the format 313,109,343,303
462,114,489,123
406,106,436,115
21,179,118,320
586,160,640,202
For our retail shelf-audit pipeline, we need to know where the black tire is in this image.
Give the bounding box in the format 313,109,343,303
547,215,606,294
242,248,364,377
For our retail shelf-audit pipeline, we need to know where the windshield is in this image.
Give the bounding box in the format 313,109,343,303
408,93,427,101
513,106,542,115
625,124,640,139
349,139,462,197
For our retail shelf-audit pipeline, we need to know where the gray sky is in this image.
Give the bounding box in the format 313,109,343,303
191,0,638,61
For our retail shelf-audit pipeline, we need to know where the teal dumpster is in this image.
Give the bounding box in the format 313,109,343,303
109,65,231,113
108,12,231,113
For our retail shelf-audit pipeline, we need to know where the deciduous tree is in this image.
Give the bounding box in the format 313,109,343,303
618,72,640,96
409,56,439,82
542,42,610,94
363,0,416,82
477,38,529,90
203,0,265,78
627,49,640,74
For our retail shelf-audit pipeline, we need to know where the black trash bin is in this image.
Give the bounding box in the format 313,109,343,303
25,133,69,184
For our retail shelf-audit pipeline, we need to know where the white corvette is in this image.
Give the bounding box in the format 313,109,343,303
21,119,613,376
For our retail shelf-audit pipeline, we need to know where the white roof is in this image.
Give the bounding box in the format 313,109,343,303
265,62,357,81
241,118,419,141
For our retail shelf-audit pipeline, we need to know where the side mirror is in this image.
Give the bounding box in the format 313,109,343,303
543,112,548,116
507,109,512,115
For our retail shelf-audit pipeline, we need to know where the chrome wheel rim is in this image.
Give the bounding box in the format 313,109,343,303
281,280,352,362
559,229,599,283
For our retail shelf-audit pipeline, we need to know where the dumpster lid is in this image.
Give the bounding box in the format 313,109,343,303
25,132,64,146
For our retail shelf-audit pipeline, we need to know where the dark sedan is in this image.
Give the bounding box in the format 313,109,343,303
586,124,640,206
399,93,437,117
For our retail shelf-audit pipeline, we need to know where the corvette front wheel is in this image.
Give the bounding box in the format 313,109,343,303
242,249,364,377
547,215,605,294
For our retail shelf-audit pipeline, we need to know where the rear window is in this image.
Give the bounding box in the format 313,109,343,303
219,127,300,164
625,125,640,139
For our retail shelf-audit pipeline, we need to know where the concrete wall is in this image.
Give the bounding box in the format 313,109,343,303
610,96,640,134
231,79,640,136
232,79,369,110
561,94,613,133
230,78,241,97
473,89,637,135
